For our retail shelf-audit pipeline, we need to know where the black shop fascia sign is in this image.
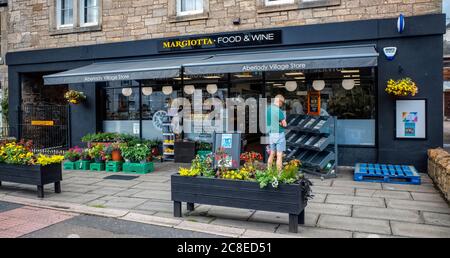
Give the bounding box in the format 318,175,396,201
158,30,282,52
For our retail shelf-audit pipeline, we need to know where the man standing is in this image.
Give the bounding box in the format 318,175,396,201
267,94,287,171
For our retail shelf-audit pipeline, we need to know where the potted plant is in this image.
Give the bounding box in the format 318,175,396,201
64,146,82,162
0,141,64,198
88,144,106,163
64,90,86,104
385,78,418,97
196,141,212,159
105,142,122,161
120,144,153,174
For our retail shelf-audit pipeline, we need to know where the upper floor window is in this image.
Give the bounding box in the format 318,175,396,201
57,0,74,28
80,0,99,26
265,0,294,6
177,0,203,16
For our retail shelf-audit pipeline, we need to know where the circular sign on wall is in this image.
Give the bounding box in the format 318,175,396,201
152,110,168,131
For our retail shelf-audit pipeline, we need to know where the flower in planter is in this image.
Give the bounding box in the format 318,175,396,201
385,78,418,97
64,146,83,162
35,154,65,166
0,141,35,165
64,90,87,104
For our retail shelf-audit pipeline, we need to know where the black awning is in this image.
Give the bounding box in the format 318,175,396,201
43,56,211,85
183,45,378,75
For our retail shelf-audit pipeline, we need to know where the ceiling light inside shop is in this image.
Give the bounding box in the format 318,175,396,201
142,87,153,96
352,74,360,78
234,73,253,78
162,86,173,95
341,69,360,74
207,84,218,94
273,83,284,87
173,77,192,80
204,75,222,79
312,80,325,91
285,72,304,76
184,85,195,95
285,81,298,92
121,88,133,97
342,79,355,90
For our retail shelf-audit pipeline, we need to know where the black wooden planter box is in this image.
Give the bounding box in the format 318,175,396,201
174,141,196,163
0,163,62,198
171,174,309,233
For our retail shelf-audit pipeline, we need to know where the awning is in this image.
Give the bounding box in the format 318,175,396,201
43,56,211,85
184,45,378,75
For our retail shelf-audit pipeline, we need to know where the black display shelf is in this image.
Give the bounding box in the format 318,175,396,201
285,114,338,178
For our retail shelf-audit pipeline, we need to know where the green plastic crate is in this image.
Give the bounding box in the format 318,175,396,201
75,160,91,171
105,161,123,172
90,162,105,171
197,150,212,159
63,161,76,170
122,162,154,174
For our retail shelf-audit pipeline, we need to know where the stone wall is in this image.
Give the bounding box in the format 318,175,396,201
428,148,450,201
6,0,442,52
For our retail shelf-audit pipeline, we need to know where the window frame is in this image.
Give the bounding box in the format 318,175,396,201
264,0,295,6
176,0,204,16
56,0,74,29
79,0,99,27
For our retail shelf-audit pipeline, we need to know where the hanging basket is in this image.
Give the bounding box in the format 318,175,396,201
64,90,87,104
385,78,418,98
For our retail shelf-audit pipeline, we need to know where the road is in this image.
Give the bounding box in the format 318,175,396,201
0,201,220,238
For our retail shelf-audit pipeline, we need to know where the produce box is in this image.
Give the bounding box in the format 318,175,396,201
75,160,91,171
63,161,76,170
105,161,123,172
90,162,105,172
123,162,154,174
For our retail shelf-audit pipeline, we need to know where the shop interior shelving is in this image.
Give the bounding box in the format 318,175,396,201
162,114,175,161
285,114,338,178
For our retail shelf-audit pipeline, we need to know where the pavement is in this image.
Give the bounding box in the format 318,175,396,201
0,162,450,238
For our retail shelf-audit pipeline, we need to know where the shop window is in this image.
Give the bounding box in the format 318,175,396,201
56,0,74,28
177,0,203,16
80,0,99,27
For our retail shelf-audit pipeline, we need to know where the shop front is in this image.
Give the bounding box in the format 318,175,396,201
6,14,445,171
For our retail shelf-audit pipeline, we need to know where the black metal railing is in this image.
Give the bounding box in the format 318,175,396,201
18,124,69,149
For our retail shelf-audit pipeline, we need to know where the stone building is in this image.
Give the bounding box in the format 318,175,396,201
0,0,446,170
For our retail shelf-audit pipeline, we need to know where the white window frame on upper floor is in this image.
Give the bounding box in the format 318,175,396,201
264,0,295,6
80,0,99,27
56,0,74,29
176,0,204,16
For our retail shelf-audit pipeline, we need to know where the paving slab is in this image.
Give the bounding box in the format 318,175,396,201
386,199,450,214
113,188,144,197
121,212,182,227
353,232,404,238
207,206,255,221
326,194,385,208
176,220,245,237
382,183,439,193
306,202,352,216
133,199,174,213
422,212,450,227
355,189,412,200
211,218,279,233
391,221,450,238
309,193,326,203
87,187,125,196
131,190,171,200
313,186,355,196
317,215,392,235
132,181,171,191
332,180,382,190
87,196,147,210
93,179,142,188
352,206,421,223
45,192,104,204
63,177,105,185
308,178,332,187
249,210,318,226
241,229,297,238
410,192,447,203
276,224,352,238
60,184,100,194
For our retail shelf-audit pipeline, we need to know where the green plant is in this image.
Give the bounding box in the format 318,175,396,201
81,132,140,144
196,141,212,151
64,146,83,162
65,90,86,104
144,139,162,148
120,144,150,163
255,160,302,189
88,144,106,161
80,149,91,161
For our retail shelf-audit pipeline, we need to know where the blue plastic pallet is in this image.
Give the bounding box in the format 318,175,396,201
354,163,421,185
